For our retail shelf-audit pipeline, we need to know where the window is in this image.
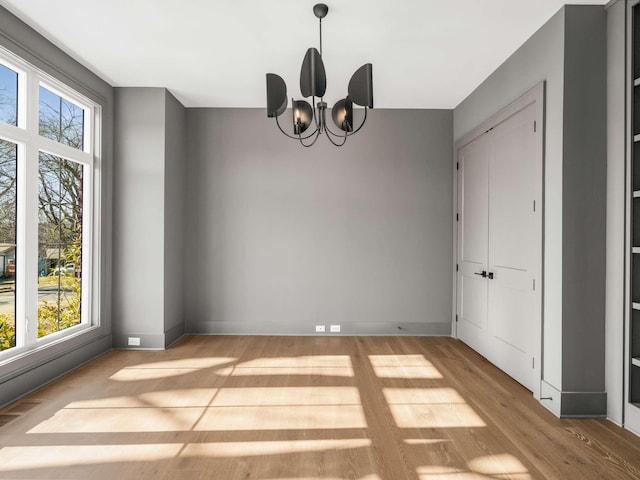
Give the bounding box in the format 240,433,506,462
38,153,83,337
39,86,85,150
0,139,17,350
0,47,100,357
0,63,18,126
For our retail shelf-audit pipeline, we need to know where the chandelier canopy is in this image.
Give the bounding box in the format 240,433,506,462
265,3,373,147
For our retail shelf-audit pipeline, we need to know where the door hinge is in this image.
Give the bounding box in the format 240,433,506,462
455,314,458,322
456,264,459,272
532,357,535,368
456,162,459,170
533,278,536,291
456,213,459,222
534,121,537,132
533,200,536,212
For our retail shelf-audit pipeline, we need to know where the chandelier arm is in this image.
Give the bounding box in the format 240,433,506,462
298,127,322,147
324,127,348,147
346,107,368,136
322,109,348,147
275,114,318,140
323,117,347,138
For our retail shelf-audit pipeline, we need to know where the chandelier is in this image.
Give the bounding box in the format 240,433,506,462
265,3,373,147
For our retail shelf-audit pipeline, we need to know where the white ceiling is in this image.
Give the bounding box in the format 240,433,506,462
0,0,607,109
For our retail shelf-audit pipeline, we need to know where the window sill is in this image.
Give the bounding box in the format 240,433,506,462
0,323,110,386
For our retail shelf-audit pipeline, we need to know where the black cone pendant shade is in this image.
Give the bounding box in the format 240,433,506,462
265,3,373,147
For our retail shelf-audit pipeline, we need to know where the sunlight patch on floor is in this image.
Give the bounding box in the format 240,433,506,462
416,454,532,480
194,404,368,431
224,366,355,377
211,387,361,406
368,354,435,367
371,366,443,379
181,438,372,457
467,453,530,477
109,357,236,381
27,407,204,433
219,355,355,377
235,355,353,368
384,388,466,405
127,357,236,369
404,439,450,445
65,389,218,409
259,477,381,480
369,354,443,379
383,388,485,428
0,444,183,470
109,368,206,381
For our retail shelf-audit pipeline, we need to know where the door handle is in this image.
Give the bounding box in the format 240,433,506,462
488,272,494,280
474,271,487,278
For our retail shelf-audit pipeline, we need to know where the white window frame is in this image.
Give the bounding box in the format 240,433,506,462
0,45,101,363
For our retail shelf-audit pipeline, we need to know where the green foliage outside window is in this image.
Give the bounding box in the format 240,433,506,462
0,241,81,350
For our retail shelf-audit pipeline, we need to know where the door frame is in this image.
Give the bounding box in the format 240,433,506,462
452,82,545,400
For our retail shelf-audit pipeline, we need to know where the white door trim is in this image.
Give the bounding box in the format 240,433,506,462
453,82,545,400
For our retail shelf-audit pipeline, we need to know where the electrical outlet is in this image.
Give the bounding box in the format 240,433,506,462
315,325,325,333
330,324,341,333
128,337,141,346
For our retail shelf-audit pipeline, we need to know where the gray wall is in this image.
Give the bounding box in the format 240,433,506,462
113,88,166,347
0,6,113,406
454,5,607,415
561,6,607,394
164,90,187,345
185,108,453,335
113,87,186,349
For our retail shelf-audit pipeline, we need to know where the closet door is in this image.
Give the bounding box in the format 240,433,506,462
456,134,490,355
455,90,541,394
486,104,537,391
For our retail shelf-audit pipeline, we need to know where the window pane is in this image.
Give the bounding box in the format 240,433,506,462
39,86,84,150
0,64,18,126
38,152,83,338
0,140,17,351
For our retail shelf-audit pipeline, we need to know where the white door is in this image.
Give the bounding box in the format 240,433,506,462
457,133,490,355
486,104,537,390
456,101,539,392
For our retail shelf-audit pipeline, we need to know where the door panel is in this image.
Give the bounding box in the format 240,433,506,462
460,138,489,265
490,106,536,271
491,283,530,353
487,103,537,391
457,136,490,353
488,290,534,386
460,263,487,331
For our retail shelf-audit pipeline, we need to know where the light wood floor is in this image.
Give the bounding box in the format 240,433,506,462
1,336,640,479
